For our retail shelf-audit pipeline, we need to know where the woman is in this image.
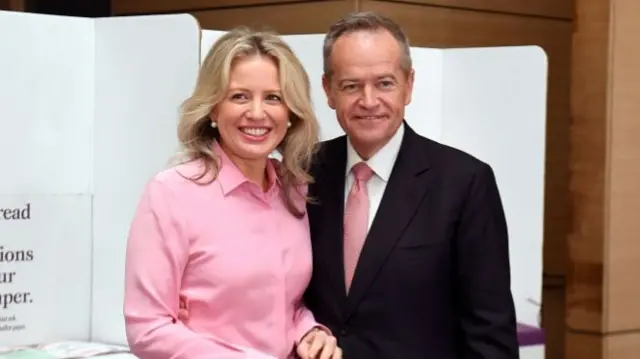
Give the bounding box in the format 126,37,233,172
123,27,341,359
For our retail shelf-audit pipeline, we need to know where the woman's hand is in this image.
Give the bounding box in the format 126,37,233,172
296,328,342,359
178,296,341,358
177,295,190,321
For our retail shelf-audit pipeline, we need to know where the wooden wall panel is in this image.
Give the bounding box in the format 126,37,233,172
192,1,356,34
112,0,320,15
112,0,573,19
567,0,609,333
543,285,567,359
566,331,640,359
0,0,25,11
606,0,640,333
569,0,640,357
386,0,572,19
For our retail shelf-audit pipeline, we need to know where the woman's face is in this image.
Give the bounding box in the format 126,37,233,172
212,55,289,164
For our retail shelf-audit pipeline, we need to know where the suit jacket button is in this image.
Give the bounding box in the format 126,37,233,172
340,328,348,336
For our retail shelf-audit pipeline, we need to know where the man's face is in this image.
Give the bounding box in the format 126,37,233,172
323,29,414,159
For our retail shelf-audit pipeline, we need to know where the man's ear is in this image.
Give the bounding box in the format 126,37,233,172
404,68,415,106
322,74,336,110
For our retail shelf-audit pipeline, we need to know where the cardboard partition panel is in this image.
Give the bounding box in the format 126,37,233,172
439,47,547,328
0,11,201,347
0,11,95,346
90,14,200,346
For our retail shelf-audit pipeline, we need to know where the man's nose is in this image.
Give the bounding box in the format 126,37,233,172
360,86,379,109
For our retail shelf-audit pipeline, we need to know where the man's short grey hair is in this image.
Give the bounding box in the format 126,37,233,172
323,11,412,79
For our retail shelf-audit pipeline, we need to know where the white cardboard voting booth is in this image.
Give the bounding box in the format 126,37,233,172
0,10,546,359
0,10,200,354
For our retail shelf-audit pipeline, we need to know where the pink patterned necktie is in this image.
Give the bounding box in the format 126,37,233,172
344,162,374,293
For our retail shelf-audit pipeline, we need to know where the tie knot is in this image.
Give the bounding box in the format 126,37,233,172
351,162,374,182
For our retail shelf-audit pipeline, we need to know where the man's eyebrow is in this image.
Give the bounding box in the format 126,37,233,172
338,78,359,84
377,74,397,81
338,74,397,84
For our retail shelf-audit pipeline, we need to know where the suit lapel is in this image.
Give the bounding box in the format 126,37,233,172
313,138,349,307
344,125,432,319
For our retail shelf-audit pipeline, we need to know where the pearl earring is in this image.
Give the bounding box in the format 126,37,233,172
287,121,291,128
210,121,217,128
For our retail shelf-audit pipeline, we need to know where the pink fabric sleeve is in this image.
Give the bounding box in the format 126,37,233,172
293,304,332,344
294,304,333,345
123,179,275,359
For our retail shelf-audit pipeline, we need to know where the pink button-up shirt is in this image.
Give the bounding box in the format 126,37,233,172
123,142,319,359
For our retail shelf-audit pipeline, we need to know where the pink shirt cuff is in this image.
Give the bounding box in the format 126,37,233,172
295,323,333,345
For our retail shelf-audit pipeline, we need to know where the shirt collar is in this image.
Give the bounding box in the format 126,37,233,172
346,123,404,182
213,141,280,196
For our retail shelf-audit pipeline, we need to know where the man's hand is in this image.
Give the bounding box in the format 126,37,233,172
296,328,342,359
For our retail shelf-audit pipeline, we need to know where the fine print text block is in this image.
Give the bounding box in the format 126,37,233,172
0,194,92,346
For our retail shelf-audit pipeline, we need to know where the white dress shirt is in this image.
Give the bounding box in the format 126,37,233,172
344,124,405,231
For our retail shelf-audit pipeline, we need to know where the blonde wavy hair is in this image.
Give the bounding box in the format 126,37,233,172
176,27,319,218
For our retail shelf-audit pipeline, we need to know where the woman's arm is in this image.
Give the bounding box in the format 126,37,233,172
293,302,341,359
123,178,275,359
293,302,330,344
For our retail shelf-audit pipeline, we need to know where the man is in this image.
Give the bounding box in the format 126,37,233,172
303,11,520,358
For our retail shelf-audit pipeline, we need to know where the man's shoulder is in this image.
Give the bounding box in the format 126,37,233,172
407,134,499,201
311,136,346,166
316,136,345,153
411,132,491,175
